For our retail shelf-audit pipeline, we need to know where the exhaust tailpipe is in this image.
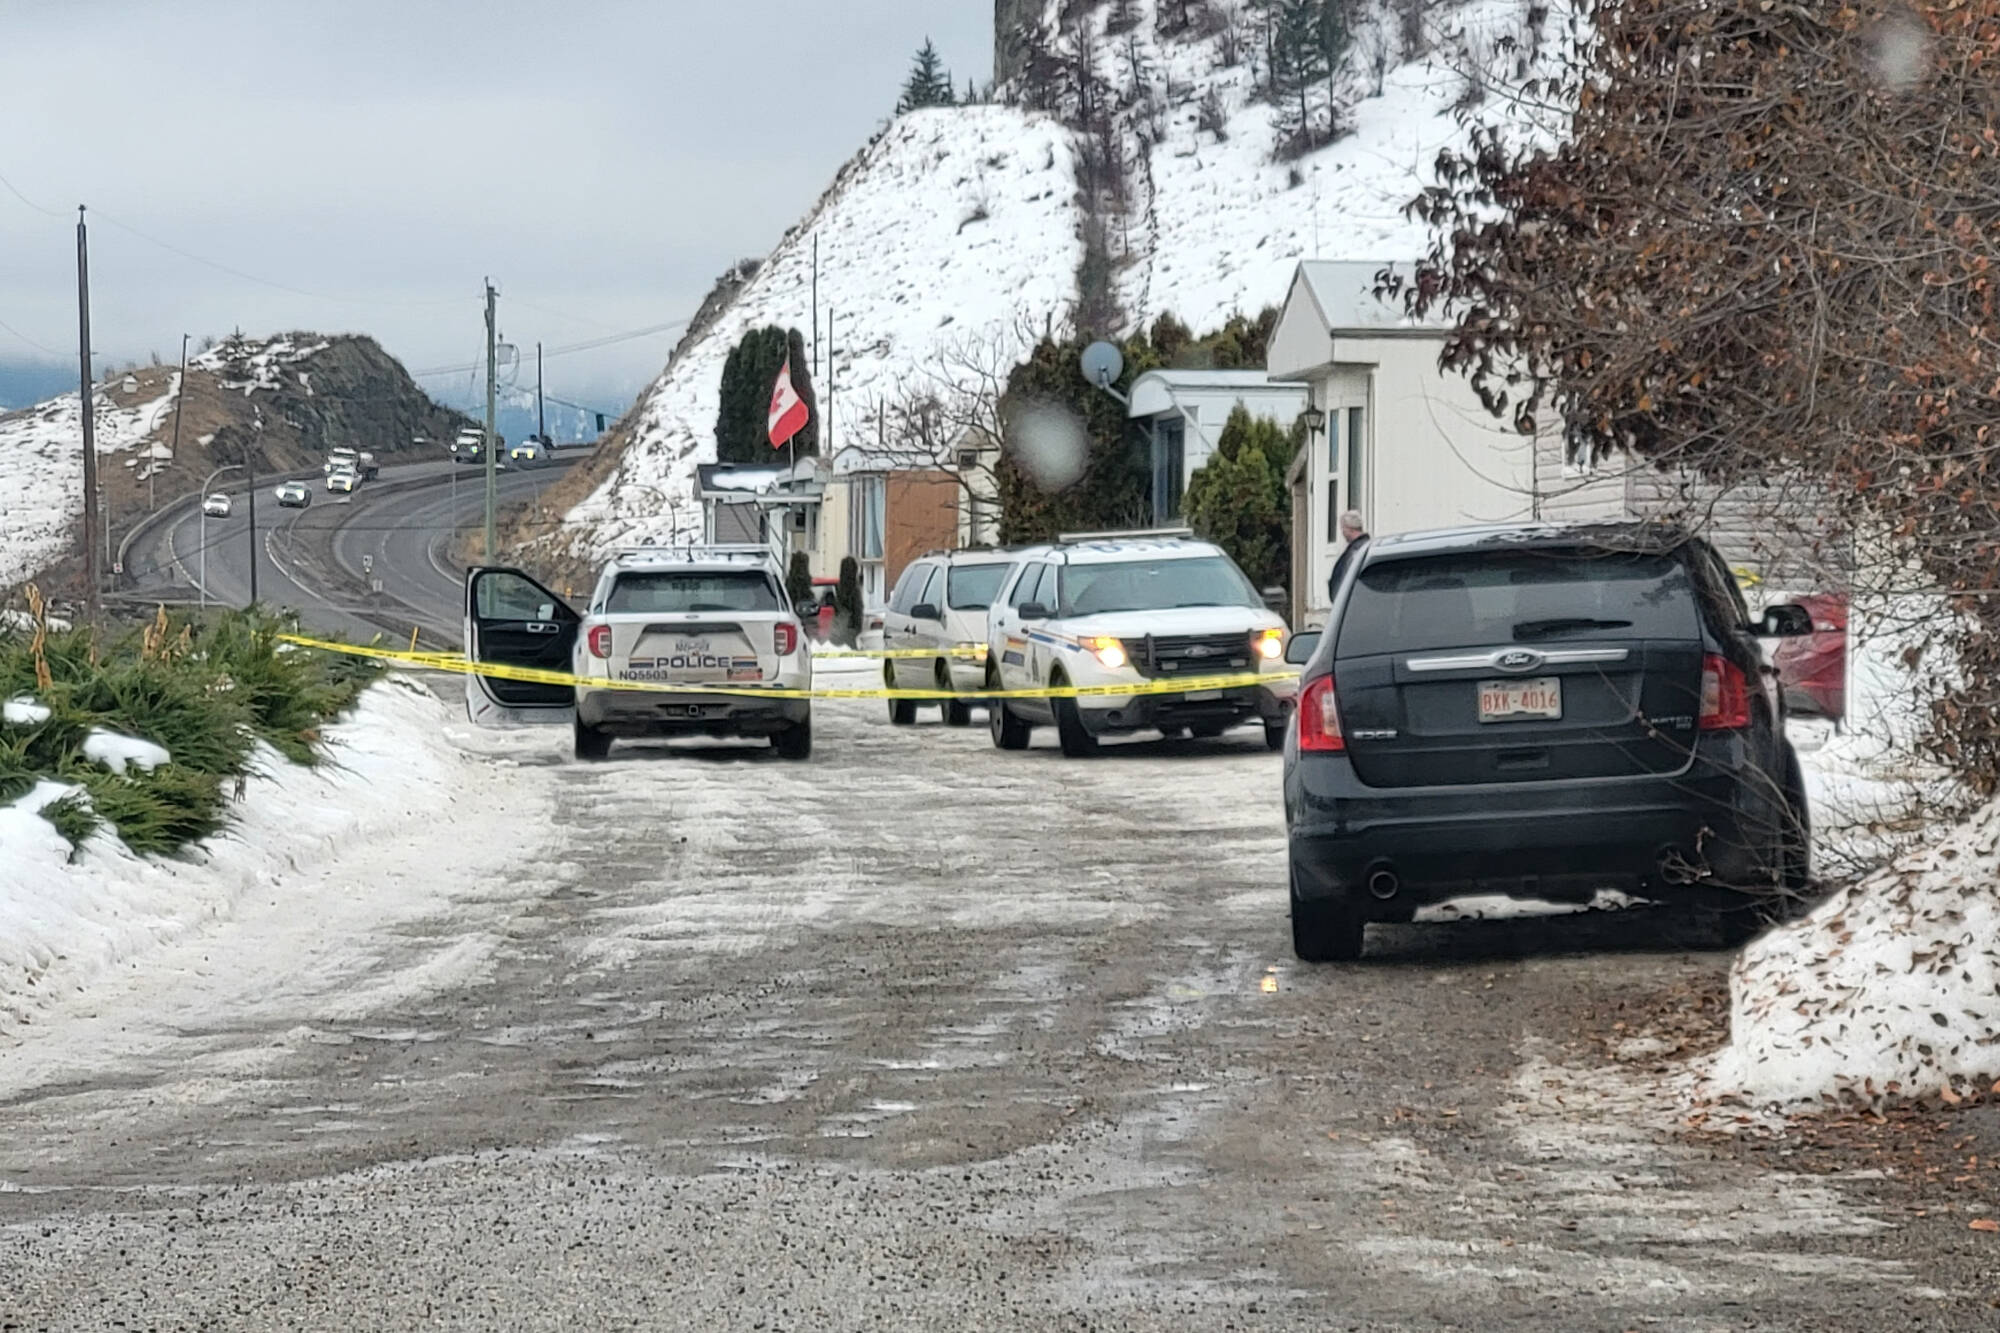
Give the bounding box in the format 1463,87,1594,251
1366,865,1401,900
1656,846,1703,887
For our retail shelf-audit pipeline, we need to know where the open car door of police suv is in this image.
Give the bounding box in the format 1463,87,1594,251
464,567,581,728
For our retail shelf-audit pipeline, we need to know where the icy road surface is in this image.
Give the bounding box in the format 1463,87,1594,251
0,683,1991,1329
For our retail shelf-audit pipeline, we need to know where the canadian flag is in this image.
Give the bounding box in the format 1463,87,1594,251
767,356,809,448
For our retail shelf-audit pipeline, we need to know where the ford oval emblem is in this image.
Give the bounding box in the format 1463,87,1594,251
1495,649,1543,672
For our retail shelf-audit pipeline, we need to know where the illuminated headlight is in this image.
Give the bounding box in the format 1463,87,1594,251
1254,628,1285,661
955,641,988,660
1080,635,1128,670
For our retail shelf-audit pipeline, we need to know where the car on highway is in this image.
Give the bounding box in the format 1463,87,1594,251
200,493,232,518
985,529,1296,757
450,428,497,464
880,548,1015,726
1282,522,1818,962
464,545,813,762
326,468,359,494
507,439,547,463
323,447,379,480
274,481,311,508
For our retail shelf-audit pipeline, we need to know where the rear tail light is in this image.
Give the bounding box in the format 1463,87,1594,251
586,625,612,659
775,622,798,656
1297,675,1345,752
1699,654,1751,730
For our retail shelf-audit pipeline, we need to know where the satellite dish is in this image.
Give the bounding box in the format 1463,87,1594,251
1079,340,1123,389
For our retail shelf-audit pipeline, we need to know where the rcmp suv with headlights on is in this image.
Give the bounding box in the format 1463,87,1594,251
1283,522,1817,962
984,529,1296,756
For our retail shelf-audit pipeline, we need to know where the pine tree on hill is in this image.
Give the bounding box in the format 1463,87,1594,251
1271,0,1331,157
897,38,956,114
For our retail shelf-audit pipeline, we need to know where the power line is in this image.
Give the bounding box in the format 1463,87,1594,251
88,208,469,311
0,166,65,219
410,320,687,378
0,311,62,357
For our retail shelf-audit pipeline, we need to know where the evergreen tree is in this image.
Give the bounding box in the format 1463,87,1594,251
896,38,955,113
785,550,814,613
713,326,817,463
996,331,1161,542
1316,0,1353,139
1271,0,1331,155
1182,406,1297,601
833,556,865,648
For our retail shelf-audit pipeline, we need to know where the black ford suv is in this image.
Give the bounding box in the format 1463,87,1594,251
1283,523,1816,961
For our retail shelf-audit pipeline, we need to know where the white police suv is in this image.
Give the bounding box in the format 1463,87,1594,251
464,546,813,761
984,529,1296,756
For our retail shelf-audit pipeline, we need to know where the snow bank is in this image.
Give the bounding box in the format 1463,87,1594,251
1702,799,2000,1110
0,679,492,1029
0,375,179,589
81,728,171,775
3,696,50,726
562,106,1081,556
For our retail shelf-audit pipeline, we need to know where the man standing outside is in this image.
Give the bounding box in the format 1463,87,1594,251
1326,510,1369,604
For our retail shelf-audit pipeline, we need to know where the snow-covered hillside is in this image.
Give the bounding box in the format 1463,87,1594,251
564,107,1082,554
0,377,179,589
192,332,329,397
1082,0,1569,329
556,0,1557,554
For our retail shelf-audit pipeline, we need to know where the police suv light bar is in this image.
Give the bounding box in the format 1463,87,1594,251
1056,526,1196,543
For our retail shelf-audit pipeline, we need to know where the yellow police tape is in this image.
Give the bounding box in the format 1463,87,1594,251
809,646,986,660
279,633,1298,702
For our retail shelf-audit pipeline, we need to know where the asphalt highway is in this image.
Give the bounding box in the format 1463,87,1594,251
131,454,582,647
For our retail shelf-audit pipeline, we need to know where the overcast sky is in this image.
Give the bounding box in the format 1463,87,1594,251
0,1,991,408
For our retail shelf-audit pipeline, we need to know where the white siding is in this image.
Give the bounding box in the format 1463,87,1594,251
1268,274,1333,380
1625,468,1844,588
1354,336,1539,535
1532,433,1630,525
814,476,853,579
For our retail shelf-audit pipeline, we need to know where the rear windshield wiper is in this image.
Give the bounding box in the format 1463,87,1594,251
1511,617,1633,641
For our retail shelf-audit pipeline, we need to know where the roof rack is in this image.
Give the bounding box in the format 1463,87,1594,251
1055,526,1196,543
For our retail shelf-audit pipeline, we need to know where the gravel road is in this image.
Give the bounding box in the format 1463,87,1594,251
2,684,1994,1330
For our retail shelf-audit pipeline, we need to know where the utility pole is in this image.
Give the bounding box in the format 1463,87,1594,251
483,279,498,559
161,332,189,513
76,206,100,624
535,340,546,445
811,234,819,383
826,306,834,455
247,407,261,605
